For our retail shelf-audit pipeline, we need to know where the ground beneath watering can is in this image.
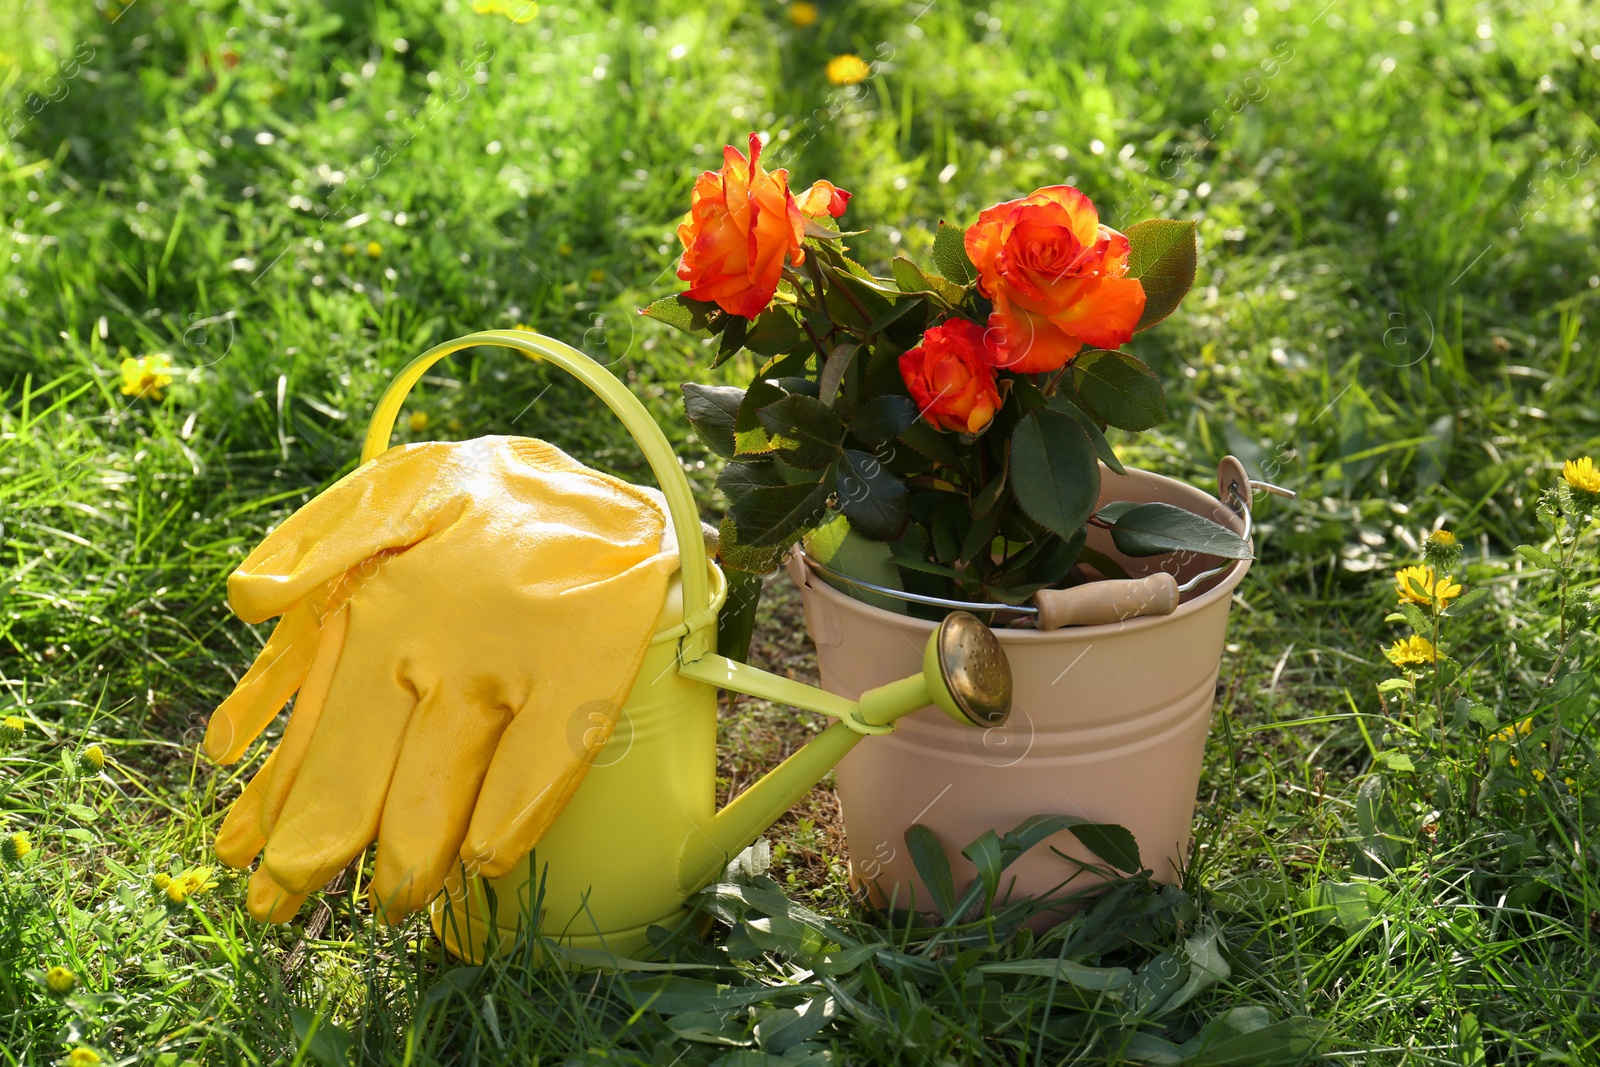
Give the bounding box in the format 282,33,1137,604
715,576,851,903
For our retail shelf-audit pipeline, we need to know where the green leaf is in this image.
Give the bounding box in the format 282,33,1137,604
1514,544,1556,569
711,314,749,369
1049,396,1126,475
836,449,911,540
863,295,928,338
1060,820,1142,872
757,395,843,470
1099,501,1252,560
715,517,790,575
961,830,1004,910
1124,218,1197,331
290,1008,353,1067
640,294,722,337
1396,601,1431,635
823,266,894,331
978,959,1133,991
896,420,963,468
1299,879,1388,936
754,998,834,1055
1010,409,1100,538
802,513,905,613
665,1011,753,1046
1072,350,1168,431
904,824,956,918
850,396,918,445
744,306,807,357
891,254,964,304
730,479,832,547
735,377,784,456
1179,1012,1330,1066
716,568,764,664
815,342,859,407
1444,587,1490,616
717,459,785,501
931,221,976,285
1380,751,1416,772
682,383,745,459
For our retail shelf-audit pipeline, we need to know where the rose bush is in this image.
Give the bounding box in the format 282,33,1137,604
644,137,1233,655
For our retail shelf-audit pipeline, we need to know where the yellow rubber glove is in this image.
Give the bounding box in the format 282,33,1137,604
206,436,677,923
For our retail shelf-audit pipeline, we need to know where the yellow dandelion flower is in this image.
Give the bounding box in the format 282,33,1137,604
153,873,172,891
80,745,106,772
1383,635,1437,666
169,870,219,902
588,268,606,284
64,1049,101,1067
340,242,356,256
826,54,871,85
788,2,819,27
1563,457,1600,493
473,0,538,23
1426,529,1457,549
1532,768,1546,782
119,353,175,401
44,966,77,996
1517,788,1528,796
2,831,31,862
1394,564,1462,609
365,241,383,259
0,716,24,744
407,411,429,433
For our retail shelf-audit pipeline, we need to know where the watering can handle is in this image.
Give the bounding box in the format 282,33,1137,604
361,329,717,660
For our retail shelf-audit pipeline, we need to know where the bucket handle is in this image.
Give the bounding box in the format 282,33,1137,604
361,329,715,660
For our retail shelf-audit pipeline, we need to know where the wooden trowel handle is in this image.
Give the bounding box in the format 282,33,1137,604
1032,572,1180,630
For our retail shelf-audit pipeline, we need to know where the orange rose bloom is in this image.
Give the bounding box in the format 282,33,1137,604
676,134,849,319
898,319,1001,434
965,185,1146,374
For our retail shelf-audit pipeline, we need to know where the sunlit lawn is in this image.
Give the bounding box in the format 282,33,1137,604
2,0,1598,1062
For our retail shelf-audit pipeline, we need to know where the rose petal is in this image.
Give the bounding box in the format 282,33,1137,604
1046,276,1147,349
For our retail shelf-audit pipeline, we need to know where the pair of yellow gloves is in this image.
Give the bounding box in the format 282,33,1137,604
206,437,678,923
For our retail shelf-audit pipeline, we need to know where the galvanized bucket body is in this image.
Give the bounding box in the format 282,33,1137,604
791,465,1249,918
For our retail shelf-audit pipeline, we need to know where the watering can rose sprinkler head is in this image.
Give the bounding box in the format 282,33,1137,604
923,611,1012,728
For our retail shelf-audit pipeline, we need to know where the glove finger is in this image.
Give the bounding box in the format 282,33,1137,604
247,864,307,924
204,603,320,764
369,687,512,923
463,695,621,880
227,444,460,624
256,603,350,839
262,638,417,896
215,750,277,868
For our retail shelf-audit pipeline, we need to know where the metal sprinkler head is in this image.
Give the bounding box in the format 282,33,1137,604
926,611,1012,728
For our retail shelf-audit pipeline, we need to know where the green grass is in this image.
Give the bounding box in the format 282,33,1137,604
2,0,1599,1062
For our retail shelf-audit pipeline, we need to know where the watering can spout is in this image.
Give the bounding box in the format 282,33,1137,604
677,612,1011,895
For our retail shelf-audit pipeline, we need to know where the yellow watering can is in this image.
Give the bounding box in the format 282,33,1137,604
362,330,1013,962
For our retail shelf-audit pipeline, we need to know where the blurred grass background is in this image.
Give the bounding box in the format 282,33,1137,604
1,0,1598,1062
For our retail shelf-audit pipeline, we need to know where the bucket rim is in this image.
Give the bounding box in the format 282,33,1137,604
792,465,1252,643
